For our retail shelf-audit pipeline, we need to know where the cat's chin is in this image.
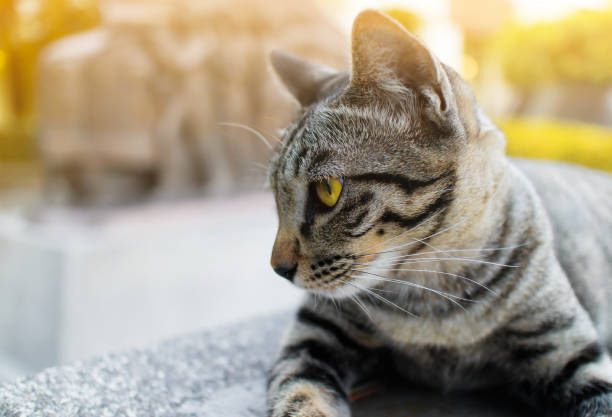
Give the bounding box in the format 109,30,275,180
304,280,372,300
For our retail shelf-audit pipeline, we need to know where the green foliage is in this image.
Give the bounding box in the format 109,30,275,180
498,9,612,87
500,118,612,173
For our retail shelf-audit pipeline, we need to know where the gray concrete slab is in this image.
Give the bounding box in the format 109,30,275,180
0,192,302,379
0,312,537,417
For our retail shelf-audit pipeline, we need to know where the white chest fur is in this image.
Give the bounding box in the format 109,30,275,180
371,306,503,347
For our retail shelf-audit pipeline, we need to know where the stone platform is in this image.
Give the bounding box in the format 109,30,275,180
0,312,537,417
0,192,301,380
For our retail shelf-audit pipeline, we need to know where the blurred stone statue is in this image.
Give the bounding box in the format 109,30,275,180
38,0,347,206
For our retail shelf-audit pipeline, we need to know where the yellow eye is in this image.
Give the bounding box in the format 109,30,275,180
315,177,343,207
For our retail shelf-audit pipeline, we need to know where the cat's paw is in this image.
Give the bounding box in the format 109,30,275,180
278,394,330,417
269,382,350,417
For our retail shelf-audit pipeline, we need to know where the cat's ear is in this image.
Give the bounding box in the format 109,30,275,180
270,50,338,107
350,9,454,115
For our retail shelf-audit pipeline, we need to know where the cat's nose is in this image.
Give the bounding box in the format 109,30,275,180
271,234,299,282
273,261,297,281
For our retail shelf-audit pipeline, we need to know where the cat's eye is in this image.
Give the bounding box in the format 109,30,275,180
315,177,343,207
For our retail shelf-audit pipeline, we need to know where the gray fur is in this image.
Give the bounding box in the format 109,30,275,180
266,10,612,417
518,159,612,347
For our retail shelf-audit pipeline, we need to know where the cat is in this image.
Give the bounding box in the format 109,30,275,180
265,9,612,417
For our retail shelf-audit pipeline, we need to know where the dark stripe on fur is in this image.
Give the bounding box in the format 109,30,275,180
346,223,375,238
379,189,453,230
509,343,557,363
344,211,372,237
297,308,367,353
293,146,310,177
463,237,533,307
281,339,349,380
339,192,374,215
348,170,452,196
502,315,576,339
567,379,612,407
300,183,324,238
279,115,309,176
283,394,309,417
300,221,313,239
307,150,331,174
346,210,369,229
337,192,376,237
458,195,521,303
520,344,609,412
328,298,378,336
548,342,604,394
390,180,457,264
562,379,612,417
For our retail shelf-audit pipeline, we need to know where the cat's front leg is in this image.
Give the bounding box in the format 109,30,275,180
534,344,612,417
268,378,349,417
501,308,612,417
267,305,383,417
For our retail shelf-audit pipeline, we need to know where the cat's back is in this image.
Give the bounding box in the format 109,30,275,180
513,158,612,343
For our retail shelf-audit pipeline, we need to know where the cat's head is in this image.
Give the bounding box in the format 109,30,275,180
268,10,503,297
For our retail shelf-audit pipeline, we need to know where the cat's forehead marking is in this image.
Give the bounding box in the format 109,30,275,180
274,87,452,188
279,110,328,181
277,116,309,179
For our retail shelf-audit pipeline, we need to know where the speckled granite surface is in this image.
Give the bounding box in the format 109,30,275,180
0,312,292,417
0,311,536,417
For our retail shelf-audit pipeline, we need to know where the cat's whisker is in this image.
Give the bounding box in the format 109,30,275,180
411,236,446,254
351,294,374,322
252,161,269,170
359,256,518,269
358,275,469,313
355,174,507,259
352,208,445,257
356,183,497,258
312,292,319,309
343,278,418,318
353,266,496,296
217,121,276,149
360,243,529,259
432,183,497,194
414,171,508,245
358,247,463,265
367,287,396,294
341,285,375,322
357,243,507,266
330,295,341,314
248,162,269,175
355,221,444,258
354,270,473,310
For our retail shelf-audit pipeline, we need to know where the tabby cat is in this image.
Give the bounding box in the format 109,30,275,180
266,10,612,417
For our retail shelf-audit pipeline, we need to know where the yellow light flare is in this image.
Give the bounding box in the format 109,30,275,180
463,54,479,80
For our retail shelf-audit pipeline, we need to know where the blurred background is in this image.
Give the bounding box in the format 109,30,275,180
0,0,611,380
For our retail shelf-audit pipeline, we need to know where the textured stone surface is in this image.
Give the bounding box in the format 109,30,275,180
0,313,291,417
0,312,538,417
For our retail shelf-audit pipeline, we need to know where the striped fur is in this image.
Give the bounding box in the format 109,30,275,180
266,10,612,417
